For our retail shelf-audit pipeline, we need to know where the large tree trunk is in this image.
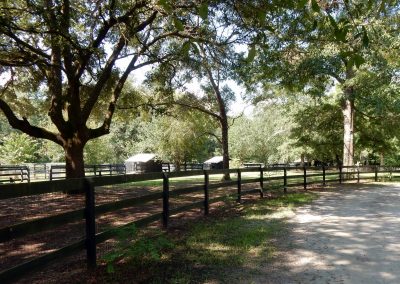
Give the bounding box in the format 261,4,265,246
174,160,181,172
300,153,305,167
62,136,87,193
64,140,85,178
342,96,355,168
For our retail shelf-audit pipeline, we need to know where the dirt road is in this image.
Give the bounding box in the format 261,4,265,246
255,183,400,284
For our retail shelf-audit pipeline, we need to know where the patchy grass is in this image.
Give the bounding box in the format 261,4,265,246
95,192,318,283
108,172,269,188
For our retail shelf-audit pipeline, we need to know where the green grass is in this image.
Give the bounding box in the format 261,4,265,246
111,172,265,188
98,191,318,283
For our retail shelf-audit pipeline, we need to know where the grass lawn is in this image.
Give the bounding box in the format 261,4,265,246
95,191,318,283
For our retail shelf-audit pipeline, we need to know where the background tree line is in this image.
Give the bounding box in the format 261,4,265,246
0,0,399,175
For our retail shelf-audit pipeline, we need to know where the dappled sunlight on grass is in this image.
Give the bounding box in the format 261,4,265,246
94,191,319,283
182,217,278,266
244,192,318,221
165,192,319,278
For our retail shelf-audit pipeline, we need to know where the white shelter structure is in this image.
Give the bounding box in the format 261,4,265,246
203,156,224,170
124,153,162,173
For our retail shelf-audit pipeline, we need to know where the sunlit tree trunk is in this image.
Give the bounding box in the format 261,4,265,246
342,69,355,168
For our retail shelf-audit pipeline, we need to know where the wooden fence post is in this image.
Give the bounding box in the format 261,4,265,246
84,178,96,270
303,166,307,190
237,169,241,203
204,170,209,215
339,166,342,184
259,167,264,198
357,166,360,183
375,165,378,182
283,167,287,193
162,173,169,227
322,166,326,186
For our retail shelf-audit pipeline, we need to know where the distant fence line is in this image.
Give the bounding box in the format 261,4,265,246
0,165,399,282
0,163,126,182
0,165,30,183
162,162,204,172
0,162,394,183
49,164,126,180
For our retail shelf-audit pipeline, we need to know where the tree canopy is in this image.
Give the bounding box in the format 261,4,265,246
0,0,399,173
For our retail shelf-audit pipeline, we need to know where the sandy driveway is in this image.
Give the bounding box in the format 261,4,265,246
255,183,400,284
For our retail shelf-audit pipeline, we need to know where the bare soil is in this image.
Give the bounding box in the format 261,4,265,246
0,181,255,283
4,182,400,284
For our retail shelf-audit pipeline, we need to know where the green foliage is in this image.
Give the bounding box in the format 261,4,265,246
0,132,40,164
106,105,218,165
229,104,294,164
136,109,217,165
247,0,400,167
198,3,209,20
290,101,343,161
1,0,398,173
84,136,119,164
246,45,257,62
0,0,220,176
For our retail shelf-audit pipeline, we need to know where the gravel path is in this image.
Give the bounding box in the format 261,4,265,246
255,183,400,284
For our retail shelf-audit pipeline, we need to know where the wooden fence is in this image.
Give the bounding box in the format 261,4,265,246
0,165,398,282
49,164,126,180
162,162,204,172
0,164,126,183
0,166,30,183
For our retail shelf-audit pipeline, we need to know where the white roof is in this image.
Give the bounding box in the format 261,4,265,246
293,159,308,163
125,153,156,163
204,156,223,164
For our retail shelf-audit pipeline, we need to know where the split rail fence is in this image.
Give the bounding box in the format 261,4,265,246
0,164,126,183
0,165,398,283
0,166,30,184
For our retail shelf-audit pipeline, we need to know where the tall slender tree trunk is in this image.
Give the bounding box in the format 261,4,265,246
342,68,355,168
201,52,231,180
342,94,355,168
220,117,230,180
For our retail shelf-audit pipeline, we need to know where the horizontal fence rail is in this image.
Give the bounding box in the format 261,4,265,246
0,164,127,183
50,164,126,181
0,165,398,282
0,166,30,183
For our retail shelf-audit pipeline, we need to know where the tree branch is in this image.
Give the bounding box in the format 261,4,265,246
116,100,221,121
82,35,126,122
82,11,158,123
200,131,222,144
75,2,152,79
0,98,62,145
0,28,52,61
